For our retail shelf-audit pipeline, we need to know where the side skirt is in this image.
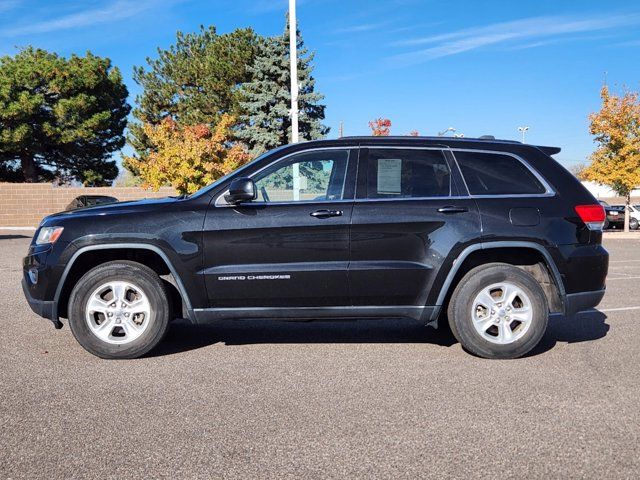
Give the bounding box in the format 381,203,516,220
193,305,439,325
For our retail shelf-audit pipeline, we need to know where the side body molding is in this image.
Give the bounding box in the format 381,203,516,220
54,243,194,321
434,240,566,310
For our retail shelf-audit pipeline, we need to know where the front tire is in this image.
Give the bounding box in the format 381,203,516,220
68,261,171,359
630,218,639,230
447,263,549,359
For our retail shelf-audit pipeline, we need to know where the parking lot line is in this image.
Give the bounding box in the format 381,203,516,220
595,305,640,313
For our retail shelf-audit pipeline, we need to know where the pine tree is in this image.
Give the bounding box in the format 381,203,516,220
0,47,128,184
127,26,257,167
237,18,329,156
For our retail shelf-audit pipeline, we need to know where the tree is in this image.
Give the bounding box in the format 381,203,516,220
0,47,129,183
123,114,251,195
568,162,588,180
127,26,257,166
369,118,391,136
237,18,329,157
582,85,640,232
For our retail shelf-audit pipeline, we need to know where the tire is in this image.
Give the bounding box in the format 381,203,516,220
447,263,549,359
68,261,171,359
630,218,639,230
603,219,610,230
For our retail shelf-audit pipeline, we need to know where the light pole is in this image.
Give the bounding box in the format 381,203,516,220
518,126,529,143
289,0,300,199
438,127,456,136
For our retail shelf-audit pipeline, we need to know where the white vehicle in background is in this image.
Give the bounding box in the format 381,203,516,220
612,205,640,230
628,205,640,230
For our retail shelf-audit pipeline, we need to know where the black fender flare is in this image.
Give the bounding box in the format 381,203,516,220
434,240,566,310
54,243,193,320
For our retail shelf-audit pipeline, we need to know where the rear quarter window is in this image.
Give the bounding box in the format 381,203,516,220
454,151,546,195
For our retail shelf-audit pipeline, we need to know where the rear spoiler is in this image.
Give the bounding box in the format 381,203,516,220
536,145,561,155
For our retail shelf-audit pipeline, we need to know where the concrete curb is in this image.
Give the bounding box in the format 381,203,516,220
603,232,640,239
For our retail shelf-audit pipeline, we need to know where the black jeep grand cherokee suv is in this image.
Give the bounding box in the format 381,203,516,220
23,136,608,359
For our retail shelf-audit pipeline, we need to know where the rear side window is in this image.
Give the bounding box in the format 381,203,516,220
366,148,451,199
454,151,546,195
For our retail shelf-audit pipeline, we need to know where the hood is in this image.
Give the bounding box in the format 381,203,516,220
43,196,181,223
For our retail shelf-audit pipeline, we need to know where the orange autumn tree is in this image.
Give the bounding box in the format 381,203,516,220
583,86,640,232
369,118,391,136
124,114,251,195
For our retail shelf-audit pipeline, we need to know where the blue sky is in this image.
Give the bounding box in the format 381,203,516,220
1,0,640,167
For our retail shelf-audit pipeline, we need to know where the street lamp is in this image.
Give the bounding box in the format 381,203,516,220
289,0,300,200
517,126,529,143
438,127,456,136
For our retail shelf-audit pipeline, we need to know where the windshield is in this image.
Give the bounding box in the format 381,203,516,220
187,146,288,199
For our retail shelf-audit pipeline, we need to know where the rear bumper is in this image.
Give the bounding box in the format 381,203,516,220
564,289,606,316
22,279,61,327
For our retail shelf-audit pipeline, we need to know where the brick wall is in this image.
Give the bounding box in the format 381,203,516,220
0,183,176,227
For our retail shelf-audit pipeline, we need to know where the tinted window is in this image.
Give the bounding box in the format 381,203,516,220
366,149,450,199
254,150,349,203
455,151,546,195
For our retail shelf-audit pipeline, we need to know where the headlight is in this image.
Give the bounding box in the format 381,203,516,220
36,226,64,245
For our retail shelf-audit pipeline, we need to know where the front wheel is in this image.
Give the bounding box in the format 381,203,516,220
68,261,171,359
447,263,549,359
630,218,639,230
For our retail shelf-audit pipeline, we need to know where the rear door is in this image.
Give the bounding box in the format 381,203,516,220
349,146,481,308
202,147,356,308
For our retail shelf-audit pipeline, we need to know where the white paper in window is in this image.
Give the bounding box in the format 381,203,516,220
377,158,402,194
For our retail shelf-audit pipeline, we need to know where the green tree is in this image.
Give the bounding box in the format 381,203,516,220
0,47,129,183
127,25,257,166
237,17,329,157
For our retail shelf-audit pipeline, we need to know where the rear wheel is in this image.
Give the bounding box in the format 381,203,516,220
68,261,171,359
630,218,639,230
447,263,548,359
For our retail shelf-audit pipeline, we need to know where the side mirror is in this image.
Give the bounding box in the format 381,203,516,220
224,177,257,205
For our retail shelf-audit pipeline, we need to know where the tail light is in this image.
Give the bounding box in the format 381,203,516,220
575,205,606,231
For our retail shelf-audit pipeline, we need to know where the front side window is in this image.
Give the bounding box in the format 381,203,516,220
454,151,547,195
366,148,451,199
254,150,349,203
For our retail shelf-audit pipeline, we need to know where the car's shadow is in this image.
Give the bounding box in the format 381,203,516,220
526,310,610,356
148,311,610,358
0,234,30,240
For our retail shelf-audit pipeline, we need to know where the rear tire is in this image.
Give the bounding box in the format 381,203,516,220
68,261,171,359
630,218,639,230
447,263,548,359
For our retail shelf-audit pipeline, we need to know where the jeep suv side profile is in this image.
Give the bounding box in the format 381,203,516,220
22,137,608,359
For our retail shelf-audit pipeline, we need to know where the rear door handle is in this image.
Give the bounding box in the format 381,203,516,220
310,209,343,219
437,206,469,214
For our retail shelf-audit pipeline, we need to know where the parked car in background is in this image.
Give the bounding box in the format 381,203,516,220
23,136,609,360
599,200,624,229
66,195,118,211
612,204,640,230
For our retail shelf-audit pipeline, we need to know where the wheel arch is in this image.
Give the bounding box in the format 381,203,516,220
55,244,193,321
435,241,566,317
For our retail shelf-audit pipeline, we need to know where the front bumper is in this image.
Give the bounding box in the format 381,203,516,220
564,289,606,316
22,279,62,328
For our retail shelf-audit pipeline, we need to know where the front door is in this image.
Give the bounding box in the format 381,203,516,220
202,148,356,308
349,146,481,310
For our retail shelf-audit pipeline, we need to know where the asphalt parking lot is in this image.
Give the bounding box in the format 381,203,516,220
1,231,639,479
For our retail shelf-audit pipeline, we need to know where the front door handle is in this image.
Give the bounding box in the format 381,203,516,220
437,206,469,214
310,209,343,219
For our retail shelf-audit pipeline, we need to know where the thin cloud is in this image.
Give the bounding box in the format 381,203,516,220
0,0,165,37
389,12,640,65
614,39,640,47
334,21,391,34
0,0,20,13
